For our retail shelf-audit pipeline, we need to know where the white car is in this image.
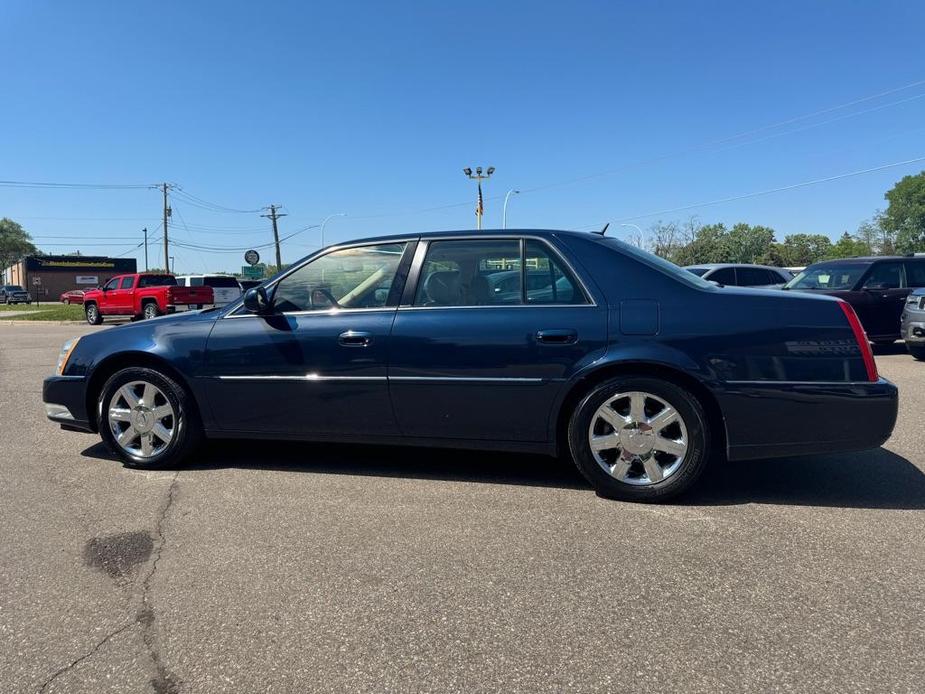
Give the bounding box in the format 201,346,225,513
175,275,242,307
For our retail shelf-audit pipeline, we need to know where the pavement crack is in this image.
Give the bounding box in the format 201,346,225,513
38,621,134,692
136,470,182,693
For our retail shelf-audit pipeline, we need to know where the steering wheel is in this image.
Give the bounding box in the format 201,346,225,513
311,287,341,309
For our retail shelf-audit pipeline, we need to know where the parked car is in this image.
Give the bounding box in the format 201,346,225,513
784,256,925,344
175,274,243,307
82,273,214,324
684,264,793,288
901,287,925,360
44,230,897,503
1,285,31,304
60,289,86,304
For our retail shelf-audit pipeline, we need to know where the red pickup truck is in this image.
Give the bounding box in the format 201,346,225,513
82,273,213,324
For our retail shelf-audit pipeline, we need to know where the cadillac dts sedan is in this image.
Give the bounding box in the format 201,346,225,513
44,230,898,502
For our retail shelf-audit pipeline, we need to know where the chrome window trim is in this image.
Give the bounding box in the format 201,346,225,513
224,306,397,319
407,234,597,308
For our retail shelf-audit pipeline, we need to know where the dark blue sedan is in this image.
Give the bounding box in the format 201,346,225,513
44,230,898,501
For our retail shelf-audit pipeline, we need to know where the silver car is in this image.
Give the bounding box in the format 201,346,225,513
901,287,925,361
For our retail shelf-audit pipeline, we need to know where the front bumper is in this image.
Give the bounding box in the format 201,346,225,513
901,315,925,343
718,378,898,461
43,375,94,432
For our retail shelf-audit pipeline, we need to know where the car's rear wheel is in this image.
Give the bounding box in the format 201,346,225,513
908,345,925,361
142,302,160,320
568,376,709,502
85,303,103,325
98,367,201,469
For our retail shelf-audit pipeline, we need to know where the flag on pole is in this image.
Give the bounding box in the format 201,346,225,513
476,181,484,218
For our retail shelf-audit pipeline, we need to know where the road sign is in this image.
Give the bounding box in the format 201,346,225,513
32,276,42,286
241,264,265,279
244,249,260,266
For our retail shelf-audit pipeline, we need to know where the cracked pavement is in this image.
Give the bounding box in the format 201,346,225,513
2,323,924,692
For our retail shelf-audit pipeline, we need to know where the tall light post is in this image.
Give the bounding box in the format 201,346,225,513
463,166,495,230
502,189,520,229
620,223,644,247
320,213,346,249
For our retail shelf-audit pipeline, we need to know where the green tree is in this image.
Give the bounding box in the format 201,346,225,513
776,233,833,266
671,223,729,265
827,232,870,259
0,218,37,271
725,223,776,264
882,171,925,253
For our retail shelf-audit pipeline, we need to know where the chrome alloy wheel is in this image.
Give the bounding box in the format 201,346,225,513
107,381,175,458
588,391,688,486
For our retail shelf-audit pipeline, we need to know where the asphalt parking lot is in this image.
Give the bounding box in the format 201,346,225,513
1,323,923,693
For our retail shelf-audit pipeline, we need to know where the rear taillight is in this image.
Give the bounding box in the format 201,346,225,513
838,301,877,382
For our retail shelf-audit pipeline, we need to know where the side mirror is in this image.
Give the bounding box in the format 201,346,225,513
243,287,271,314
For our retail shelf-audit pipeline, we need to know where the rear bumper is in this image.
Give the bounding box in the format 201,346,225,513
43,375,94,432
718,378,898,461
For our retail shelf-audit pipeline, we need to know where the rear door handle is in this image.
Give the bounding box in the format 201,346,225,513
535,329,578,345
338,331,372,347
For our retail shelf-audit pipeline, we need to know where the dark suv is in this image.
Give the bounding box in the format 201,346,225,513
785,256,925,343
0,285,31,304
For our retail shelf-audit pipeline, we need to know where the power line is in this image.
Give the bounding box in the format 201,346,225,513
0,180,155,189
171,186,263,214
577,155,925,228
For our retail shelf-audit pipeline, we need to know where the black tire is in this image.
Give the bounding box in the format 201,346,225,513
97,367,202,469
567,376,710,502
85,303,103,325
908,345,925,361
142,301,160,320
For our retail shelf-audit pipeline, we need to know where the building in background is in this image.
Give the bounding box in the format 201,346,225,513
2,255,137,301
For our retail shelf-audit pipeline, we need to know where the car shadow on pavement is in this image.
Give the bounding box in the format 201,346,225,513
871,342,909,356
81,440,925,509
688,447,925,510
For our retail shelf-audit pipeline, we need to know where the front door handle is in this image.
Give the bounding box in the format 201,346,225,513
535,329,578,345
338,330,372,347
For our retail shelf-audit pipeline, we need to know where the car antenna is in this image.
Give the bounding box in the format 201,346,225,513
592,223,609,237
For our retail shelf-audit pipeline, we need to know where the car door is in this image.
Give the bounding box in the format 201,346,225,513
203,240,414,437
388,236,608,442
854,261,907,338
115,275,135,313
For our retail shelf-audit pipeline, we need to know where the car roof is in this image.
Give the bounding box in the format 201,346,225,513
683,263,788,271
337,228,589,246
809,256,915,267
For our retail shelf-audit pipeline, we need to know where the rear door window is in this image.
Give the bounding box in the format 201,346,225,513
904,261,925,288
414,240,522,306
736,267,772,286
707,267,737,285
862,262,904,289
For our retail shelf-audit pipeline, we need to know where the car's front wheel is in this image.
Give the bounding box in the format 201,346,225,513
568,376,709,502
85,303,103,325
98,367,201,469
908,345,925,361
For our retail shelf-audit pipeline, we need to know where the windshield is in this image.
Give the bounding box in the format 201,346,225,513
137,275,178,288
685,268,709,277
203,276,241,288
785,264,867,290
4,285,24,291
601,238,715,289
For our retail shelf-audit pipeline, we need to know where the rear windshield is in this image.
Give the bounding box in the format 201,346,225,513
601,238,714,289
203,276,240,288
785,264,867,290
685,268,709,277
137,275,178,288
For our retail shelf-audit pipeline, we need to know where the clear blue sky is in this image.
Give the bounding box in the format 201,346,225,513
2,0,924,273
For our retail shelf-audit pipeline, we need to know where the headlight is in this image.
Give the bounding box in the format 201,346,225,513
56,336,81,375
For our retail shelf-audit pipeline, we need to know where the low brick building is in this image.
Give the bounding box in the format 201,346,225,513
2,255,137,301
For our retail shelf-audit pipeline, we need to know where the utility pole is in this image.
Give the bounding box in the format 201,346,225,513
261,204,287,268
160,183,171,273
143,227,148,271
463,166,495,230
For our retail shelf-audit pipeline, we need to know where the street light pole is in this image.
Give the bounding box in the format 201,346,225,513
463,166,495,230
502,189,520,229
620,223,644,246
320,213,346,249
